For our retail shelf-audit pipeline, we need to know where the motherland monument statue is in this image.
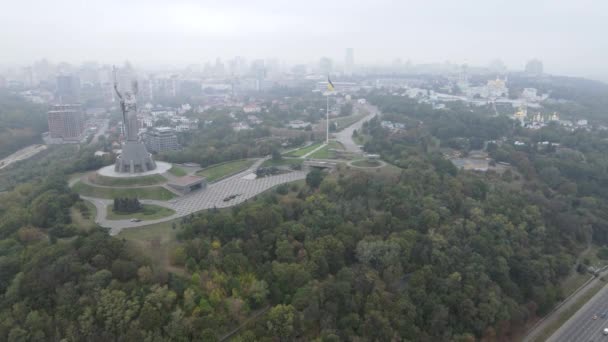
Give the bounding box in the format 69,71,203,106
113,66,156,173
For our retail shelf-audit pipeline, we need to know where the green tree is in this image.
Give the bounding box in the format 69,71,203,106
306,169,324,189
267,304,296,341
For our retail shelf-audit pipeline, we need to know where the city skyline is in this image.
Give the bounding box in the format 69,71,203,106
2,0,607,81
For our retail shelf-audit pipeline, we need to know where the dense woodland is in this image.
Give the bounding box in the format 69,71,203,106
1,88,608,341
0,91,47,159
156,116,277,168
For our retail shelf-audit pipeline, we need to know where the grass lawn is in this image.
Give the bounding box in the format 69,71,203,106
308,141,344,159
89,173,166,186
261,157,304,168
72,181,176,200
70,201,97,230
342,162,400,182
561,245,600,295
117,220,186,276
196,159,255,182
561,272,593,297
284,142,323,157
68,172,87,184
106,204,175,221
352,159,382,167
168,165,187,177
118,220,176,242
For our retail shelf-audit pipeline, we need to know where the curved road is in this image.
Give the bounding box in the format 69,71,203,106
333,103,378,154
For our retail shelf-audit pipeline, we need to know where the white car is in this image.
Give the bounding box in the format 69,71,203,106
603,327,608,335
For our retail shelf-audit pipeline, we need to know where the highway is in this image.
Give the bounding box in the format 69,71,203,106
547,282,608,342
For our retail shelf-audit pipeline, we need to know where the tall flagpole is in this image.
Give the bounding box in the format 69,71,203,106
326,92,329,144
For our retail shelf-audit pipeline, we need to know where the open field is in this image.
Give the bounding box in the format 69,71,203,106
196,159,255,181
284,142,323,157
118,220,176,242
342,162,401,181
117,220,186,276
308,141,344,159
70,201,97,230
168,165,187,177
88,173,167,186
72,181,176,200
106,204,175,221
261,157,304,168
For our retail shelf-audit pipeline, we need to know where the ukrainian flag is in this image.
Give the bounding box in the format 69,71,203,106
327,76,335,91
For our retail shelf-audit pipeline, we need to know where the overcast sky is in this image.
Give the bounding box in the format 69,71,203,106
2,0,607,79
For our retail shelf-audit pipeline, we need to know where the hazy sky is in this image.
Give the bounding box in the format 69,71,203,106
2,0,607,79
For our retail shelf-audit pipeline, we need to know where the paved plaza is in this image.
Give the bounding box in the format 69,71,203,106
97,161,172,177
78,111,382,235
83,158,307,235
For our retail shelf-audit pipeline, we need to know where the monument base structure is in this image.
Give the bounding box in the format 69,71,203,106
115,141,157,173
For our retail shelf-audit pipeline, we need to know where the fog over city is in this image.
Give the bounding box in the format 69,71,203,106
2,0,607,80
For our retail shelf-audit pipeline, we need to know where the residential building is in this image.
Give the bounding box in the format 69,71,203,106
287,120,311,129
47,104,85,141
56,75,81,103
231,122,251,131
143,127,180,153
345,48,354,76
525,59,544,75
243,104,261,113
247,115,263,125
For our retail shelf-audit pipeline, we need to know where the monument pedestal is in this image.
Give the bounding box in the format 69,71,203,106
115,141,157,173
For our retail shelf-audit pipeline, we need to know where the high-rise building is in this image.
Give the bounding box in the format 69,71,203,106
345,48,354,76
56,75,81,103
144,127,180,153
319,57,333,75
488,59,507,73
47,104,85,141
251,59,266,91
140,78,154,101
525,59,543,75
22,67,37,88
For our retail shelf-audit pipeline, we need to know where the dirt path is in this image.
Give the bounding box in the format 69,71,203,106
219,306,270,341
301,143,327,158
